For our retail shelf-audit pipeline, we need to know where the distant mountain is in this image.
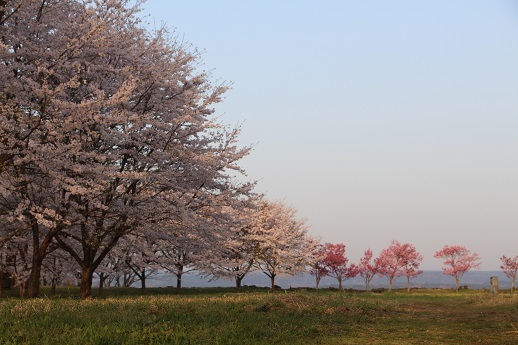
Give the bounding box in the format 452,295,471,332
137,270,513,291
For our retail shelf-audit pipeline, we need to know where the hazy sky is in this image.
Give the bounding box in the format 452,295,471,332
142,1,518,270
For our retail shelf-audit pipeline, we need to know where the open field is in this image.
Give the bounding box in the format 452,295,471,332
1,288,517,344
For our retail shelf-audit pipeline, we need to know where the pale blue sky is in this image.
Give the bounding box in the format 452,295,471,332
143,1,518,270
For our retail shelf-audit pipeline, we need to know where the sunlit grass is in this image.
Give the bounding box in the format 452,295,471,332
1,288,517,344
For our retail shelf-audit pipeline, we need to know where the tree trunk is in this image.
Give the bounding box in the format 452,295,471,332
338,278,343,291
0,271,4,297
140,269,146,295
19,282,27,298
455,277,460,292
26,258,42,298
235,275,243,292
270,274,276,292
315,275,320,291
388,278,393,292
98,273,106,297
80,266,94,299
176,274,182,294
26,223,43,298
51,277,57,296
407,277,411,292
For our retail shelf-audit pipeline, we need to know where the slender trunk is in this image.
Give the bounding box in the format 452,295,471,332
407,277,411,292
80,266,94,299
315,275,320,291
235,275,243,292
365,279,370,291
388,277,393,292
98,273,106,297
19,282,27,298
51,277,57,296
140,269,146,295
270,274,276,292
455,277,460,292
511,279,515,293
176,274,182,294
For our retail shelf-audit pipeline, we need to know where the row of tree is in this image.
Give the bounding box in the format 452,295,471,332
0,0,318,298
310,241,518,293
1,1,516,300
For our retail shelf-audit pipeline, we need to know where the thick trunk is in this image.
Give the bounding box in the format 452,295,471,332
270,275,276,292
140,269,146,295
407,277,411,292
455,277,460,292
26,224,42,298
315,276,320,291
26,258,42,298
388,278,393,292
235,275,243,292
338,278,343,291
512,279,515,293
80,266,94,299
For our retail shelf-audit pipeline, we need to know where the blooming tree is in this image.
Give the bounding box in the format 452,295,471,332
254,200,316,292
376,240,422,291
434,245,481,291
500,255,518,293
322,243,358,291
205,203,261,292
0,0,251,298
308,244,328,291
358,249,378,291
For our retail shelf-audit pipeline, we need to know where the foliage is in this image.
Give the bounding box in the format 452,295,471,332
376,240,423,291
500,255,518,293
320,243,358,291
358,248,378,291
434,245,481,291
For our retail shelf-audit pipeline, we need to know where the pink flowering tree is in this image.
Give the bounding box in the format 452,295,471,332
434,245,481,291
400,245,423,292
376,240,422,291
308,244,328,291
500,255,518,293
358,249,378,291
323,243,358,291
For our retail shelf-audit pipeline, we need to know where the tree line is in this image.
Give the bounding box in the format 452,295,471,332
311,241,518,293
0,1,517,299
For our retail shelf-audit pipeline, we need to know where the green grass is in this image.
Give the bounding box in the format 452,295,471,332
1,288,517,344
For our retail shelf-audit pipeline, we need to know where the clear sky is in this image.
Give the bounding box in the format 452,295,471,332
142,0,518,270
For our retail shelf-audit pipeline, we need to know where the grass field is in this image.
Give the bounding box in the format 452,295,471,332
0,287,517,344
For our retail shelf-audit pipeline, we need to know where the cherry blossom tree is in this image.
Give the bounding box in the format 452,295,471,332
308,244,328,291
358,249,378,291
204,204,260,292
500,255,518,293
322,243,358,291
254,200,316,292
400,246,423,292
1,0,252,298
376,240,422,292
434,245,481,291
